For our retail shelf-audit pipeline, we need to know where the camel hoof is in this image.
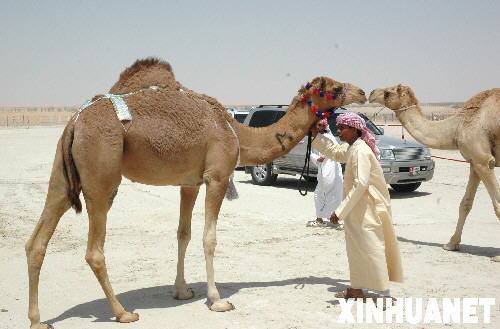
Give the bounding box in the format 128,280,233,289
174,287,194,300
492,256,500,262
116,311,139,323
443,242,459,251
210,300,235,312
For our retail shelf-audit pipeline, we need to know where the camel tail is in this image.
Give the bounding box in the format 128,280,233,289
61,122,82,214
225,176,239,201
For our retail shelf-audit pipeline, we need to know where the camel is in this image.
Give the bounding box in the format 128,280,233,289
369,84,500,261
25,58,367,329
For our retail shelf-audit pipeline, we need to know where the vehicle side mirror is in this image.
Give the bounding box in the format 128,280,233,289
379,127,384,135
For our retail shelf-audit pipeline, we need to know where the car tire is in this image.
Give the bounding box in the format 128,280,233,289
250,163,278,185
390,182,421,192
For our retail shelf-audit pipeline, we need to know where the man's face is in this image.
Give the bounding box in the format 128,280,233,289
337,124,358,144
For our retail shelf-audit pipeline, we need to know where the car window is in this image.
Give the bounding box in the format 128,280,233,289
359,113,383,135
234,113,248,123
275,111,286,122
328,112,382,136
248,110,283,127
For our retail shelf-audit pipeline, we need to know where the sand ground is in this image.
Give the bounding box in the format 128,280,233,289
0,125,499,329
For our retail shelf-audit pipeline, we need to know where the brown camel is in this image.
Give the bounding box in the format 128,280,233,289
369,84,500,261
25,58,367,329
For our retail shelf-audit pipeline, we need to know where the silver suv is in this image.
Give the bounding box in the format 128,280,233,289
243,105,435,192
226,107,250,123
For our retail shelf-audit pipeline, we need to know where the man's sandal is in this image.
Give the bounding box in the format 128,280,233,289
334,288,365,299
330,217,340,225
306,220,327,227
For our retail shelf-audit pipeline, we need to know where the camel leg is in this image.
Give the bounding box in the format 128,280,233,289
83,180,139,323
203,177,234,312
470,160,500,262
174,186,200,300
474,162,500,219
26,142,71,329
444,165,480,251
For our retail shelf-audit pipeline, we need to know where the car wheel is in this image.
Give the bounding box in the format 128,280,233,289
250,163,278,185
390,182,421,192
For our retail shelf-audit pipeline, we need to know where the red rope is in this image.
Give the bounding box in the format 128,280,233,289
376,124,467,163
432,155,468,163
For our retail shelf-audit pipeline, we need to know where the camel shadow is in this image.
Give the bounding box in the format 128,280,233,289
45,276,349,325
397,236,500,258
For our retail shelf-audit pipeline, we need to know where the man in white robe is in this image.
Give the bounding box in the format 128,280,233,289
309,130,343,227
311,112,403,298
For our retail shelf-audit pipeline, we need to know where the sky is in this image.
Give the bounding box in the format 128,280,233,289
1,0,499,106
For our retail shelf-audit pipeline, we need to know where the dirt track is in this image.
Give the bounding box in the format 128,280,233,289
0,126,499,328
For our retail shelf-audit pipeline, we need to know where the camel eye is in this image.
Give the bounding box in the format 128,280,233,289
334,86,343,93
384,91,390,98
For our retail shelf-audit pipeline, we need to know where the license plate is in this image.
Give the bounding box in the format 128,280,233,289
409,166,420,176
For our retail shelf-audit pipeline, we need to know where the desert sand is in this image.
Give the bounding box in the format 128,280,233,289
0,124,499,329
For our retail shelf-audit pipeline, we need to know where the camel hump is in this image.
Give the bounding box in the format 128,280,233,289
463,88,500,111
119,57,173,81
110,57,177,94
61,122,82,213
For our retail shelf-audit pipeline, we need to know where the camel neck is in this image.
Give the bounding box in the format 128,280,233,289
396,105,462,150
229,97,316,166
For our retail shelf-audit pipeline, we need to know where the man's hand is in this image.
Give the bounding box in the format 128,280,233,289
318,155,325,163
317,118,329,134
310,119,329,138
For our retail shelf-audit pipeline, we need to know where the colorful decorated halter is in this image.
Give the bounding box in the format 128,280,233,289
300,82,348,119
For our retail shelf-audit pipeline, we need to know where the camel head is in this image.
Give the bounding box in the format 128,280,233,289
298,77,366,117
368,84,418,111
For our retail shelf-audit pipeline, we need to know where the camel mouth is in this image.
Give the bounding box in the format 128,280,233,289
368,98,385,106
355,95,368,104
351,88,367,104
368,89,385,105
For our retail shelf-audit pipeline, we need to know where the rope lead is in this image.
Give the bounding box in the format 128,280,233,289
297,131,313,196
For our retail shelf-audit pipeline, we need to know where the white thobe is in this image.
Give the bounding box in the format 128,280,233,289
312,135,404,291
310,132,343,218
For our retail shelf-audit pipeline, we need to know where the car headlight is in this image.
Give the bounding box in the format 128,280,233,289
423,148,432,159
379,149,395,160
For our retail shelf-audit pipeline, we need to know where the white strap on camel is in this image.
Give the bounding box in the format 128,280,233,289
107,94,132,121
74,85,161,123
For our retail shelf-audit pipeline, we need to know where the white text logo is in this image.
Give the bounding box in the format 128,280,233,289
337,298,496,324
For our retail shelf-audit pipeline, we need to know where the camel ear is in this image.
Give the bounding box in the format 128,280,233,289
396,84,405,97
319,77,326,89
310,77,329,90
310,77,321,89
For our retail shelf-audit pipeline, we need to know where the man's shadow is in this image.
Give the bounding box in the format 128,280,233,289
46,277,349,325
